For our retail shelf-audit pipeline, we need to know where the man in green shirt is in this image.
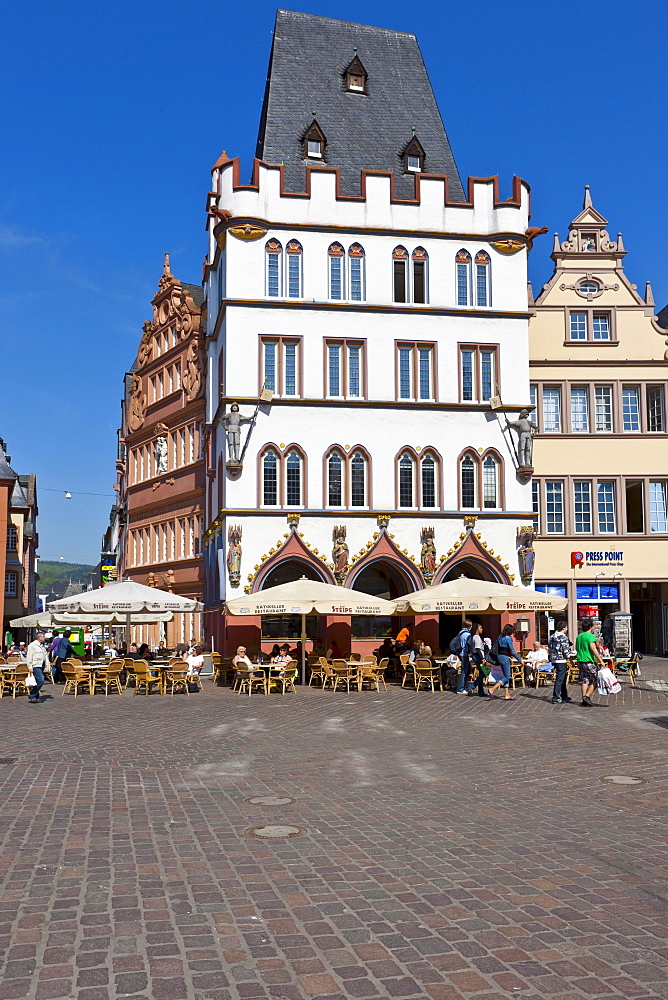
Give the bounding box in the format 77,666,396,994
575,619,605,707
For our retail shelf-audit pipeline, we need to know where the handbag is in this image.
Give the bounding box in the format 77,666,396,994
26,673,37,687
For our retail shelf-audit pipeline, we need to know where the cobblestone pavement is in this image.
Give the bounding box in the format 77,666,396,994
1,659,668,1000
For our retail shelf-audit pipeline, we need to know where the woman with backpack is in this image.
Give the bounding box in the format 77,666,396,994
466,623,489,697
487,624,521,700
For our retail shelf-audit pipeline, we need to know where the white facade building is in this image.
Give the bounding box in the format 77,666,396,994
203,12,535,653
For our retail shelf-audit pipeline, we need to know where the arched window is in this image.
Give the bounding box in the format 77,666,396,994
286,240,303,299
420,453,438,508
461,454,477,509
393,246,408,303
412,248,428,304
350,451,367,507
262,449,279,506
329,243,345,300
483,454,499,509
475,250,491,307
399,452,415,507
285,450,303,506
265,239,282,297
348,244,365,302
327,451,344,507
456,249,471,306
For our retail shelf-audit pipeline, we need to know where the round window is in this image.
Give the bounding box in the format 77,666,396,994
579,281,599,294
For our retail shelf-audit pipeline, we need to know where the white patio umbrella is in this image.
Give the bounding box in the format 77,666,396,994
10,610,173,628
48,579,203,644
393,576,568,614
224,578,396,684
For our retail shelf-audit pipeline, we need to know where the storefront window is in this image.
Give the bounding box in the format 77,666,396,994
261,616,319,640
351,616,394,639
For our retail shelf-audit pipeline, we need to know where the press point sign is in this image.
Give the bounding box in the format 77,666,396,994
572,550,623,567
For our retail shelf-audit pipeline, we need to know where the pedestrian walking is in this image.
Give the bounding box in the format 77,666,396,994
487,624,521,700
575,618,605,707
52,630,76,683
548,621,573,703
26,632,49,703
467,623,489,697
453,619,473,693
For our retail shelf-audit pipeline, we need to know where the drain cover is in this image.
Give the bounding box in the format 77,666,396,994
601,775,643,785
245,824,306,839
246,794,295,806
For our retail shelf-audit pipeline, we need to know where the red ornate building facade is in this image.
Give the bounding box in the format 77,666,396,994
117,256,205,647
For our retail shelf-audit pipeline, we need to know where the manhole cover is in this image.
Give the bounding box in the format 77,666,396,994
601,775,644,785
246,795,295,806
245,824,306,839
0,758,17,765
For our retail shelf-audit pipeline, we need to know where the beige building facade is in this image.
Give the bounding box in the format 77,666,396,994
529,188,668,653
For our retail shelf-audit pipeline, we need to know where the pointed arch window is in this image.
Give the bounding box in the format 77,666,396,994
399,452,415,508
412,247,428,304
483,454,499,509
420,453,438,508
303,119,326,160
285,450,303,506
345,54,367,92
348,244,365,302
286,240,303,299
475,250,491,307
456,249,471,306
393,246,408,303
265,239,283,298
329,243,345,300
327,451,344,507
350,451,367,507
461,454,477,509
262,449,279,506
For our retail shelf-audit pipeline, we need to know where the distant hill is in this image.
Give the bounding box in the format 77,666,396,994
38,561,95,594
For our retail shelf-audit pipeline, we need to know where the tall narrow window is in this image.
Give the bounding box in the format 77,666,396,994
348,244,365,302
595,386,613,431
328,344,341,396
399,347,412,399
569,313,587,340
265,239,282,297
461,349,474,401
626,480,644,533
399,453,414,507
262,450,279,506
412,248,428,304
326,340,365,399
530,385,537,410
285,451,302,506
456,249,471,306
480,350,494,401
393,246,408,303
622,387,640,431
482,455,498,509
545,481,564,533
459,346,496,402
647,386,665,432
284,342,297,396
329,243,344,300
286,240,303,299
571,387,589,432
263,340,277,393
650,482,668,532
543,388,561,432
598,482,616,533
592,313,611,340
348,344,361,397
532,481,540,533
475,251,490,307
461,455,476,509
261,338,301,397
328,451,343,507
5,571,17,597
574,481,592,533
418,348,432,400
350,452,366,507
421,454,437,508
397,344,434,400
7,525,17,550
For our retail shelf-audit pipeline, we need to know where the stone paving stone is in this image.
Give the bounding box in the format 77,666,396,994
1,661,668,998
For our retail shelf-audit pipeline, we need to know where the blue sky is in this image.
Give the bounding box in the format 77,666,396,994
1,0,666,563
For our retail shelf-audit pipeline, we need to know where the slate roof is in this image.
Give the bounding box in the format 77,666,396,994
658,304,668,329
181,282,205,309
255,10,465,201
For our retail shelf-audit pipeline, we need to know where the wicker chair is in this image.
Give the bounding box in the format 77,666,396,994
93,662,124,696
331,659,357,693
236,666,267,696
272,659,297,695
414,657,441,692
165,665,190,696
133,660,160,696
400,653,414,688
61,662,89,697
3,664,29,698
613,652,639,687
309,656,328,687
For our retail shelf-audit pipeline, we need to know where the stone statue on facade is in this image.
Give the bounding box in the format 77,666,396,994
128,374,147,431
507,409,538,467
332,525,349,584
227,525,242,588
183,338,203,401
220,403,253,463
516,527,536,584
420,527,437,583
154,436,168,475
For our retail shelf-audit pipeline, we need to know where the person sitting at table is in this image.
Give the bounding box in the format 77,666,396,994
232,646,253,669
269,644,281,661
373,637,395,662
273,643,292,666
289,641,303,661
326,639,341,660
186,644,204,676
524,640,550,684
442,653,460,691
125,644,140,660
137,643,153,662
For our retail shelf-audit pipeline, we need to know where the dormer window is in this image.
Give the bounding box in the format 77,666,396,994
303,118,326,161
402,134,425,174
344,53,367,93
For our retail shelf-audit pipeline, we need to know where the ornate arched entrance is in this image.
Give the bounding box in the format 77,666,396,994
260,559,324,589
440,558,502,583
350,560,414,600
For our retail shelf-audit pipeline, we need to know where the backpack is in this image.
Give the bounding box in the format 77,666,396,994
486,639,500,665
449,629,470,656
